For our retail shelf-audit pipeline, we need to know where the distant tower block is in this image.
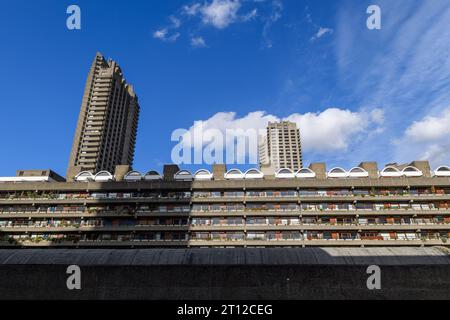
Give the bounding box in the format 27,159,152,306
259,121,303,172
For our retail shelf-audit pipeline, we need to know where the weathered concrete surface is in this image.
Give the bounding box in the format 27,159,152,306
0,247,449,300
1,247,450,265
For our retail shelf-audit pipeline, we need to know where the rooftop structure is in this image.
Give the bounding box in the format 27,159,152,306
0,170,65,183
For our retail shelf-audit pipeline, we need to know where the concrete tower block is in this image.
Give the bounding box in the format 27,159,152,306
66,52,140,178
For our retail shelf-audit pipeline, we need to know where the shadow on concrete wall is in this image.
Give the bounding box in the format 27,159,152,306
0,247,449,300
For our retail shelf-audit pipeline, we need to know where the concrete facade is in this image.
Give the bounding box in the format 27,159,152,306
1,162,450,248
0,248,449,300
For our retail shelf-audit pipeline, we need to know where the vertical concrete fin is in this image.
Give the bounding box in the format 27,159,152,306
309,163,326,179
212,164,227,181
359,162,379,178
164,165,181,181
410,161,431,177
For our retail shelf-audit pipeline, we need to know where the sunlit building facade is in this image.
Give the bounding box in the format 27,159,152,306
1,161,450,248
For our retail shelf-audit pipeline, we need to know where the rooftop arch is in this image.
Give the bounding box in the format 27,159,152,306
94,171,114,182
244,169,264,180
402,166,423,177
327,167,349,178
74,171,94,182
435,166,450,177
174,170,193,181
124,171,143,182
348,167,369,178
194,169,213,181
275,168,296,179
296,168,316,178
380,166,402,178
144,170,162,181
224,169,244,180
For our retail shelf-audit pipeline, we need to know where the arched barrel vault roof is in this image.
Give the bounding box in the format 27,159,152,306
244,169,264,179
327,167,349,178
275,168,295,179
194,169,213,180
296,168,316,178
74,171,94,182
224,169,244,180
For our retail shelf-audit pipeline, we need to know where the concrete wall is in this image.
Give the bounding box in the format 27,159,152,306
0,248,449,300
1,264,449,300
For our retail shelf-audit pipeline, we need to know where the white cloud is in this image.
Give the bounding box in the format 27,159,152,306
157,0,282,47
420,143,450,165
405,108,450,142
170,16,182,28
304,7,333,42
285,108,381,152
395,107,450,167
329,0,450,166
242,8,258,22
191,36,207,48
185,111,277,148
152,28,180,42
397,141,450,168
153,29,168,40
336,1,450,118
178,111,277,164
370,109,385,125
179,108,384,161
311,27,333,41
184,3,202,16
199,0,241,29
262,0,283,48
153,15,182,42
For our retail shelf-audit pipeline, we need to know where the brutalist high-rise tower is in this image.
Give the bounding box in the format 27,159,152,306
67,52,139,179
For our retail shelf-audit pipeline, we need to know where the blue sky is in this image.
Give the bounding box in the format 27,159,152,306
0,0,450,176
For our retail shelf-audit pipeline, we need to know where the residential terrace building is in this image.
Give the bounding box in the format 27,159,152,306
0,161,450,248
